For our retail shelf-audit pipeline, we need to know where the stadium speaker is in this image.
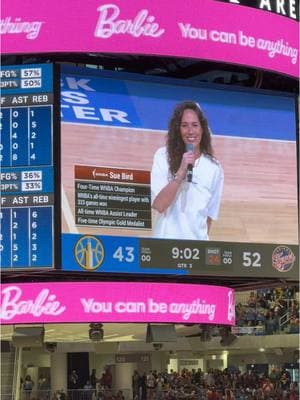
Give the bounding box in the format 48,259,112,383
200,325,212,342
219,326,238,346
12,326,44,347
1,341,12,352
274,348,284,356
44,342,57,353
89,323,104,341
153,343,163,351
146,324,177,343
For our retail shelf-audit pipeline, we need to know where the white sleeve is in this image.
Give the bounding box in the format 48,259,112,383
151,147,169,204
207,164,224,220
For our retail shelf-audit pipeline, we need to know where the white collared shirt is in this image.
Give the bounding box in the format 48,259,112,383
151,146,224,240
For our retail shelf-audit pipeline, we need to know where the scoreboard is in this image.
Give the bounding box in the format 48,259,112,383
1,63,298,282
0,64,55,269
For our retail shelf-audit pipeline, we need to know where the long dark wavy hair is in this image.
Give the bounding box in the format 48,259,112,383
166,101,214,176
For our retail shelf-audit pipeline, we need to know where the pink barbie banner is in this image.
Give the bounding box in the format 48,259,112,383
0,282,235,325
1,0,298,77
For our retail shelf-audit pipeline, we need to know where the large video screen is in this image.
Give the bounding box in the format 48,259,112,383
61,65,298,278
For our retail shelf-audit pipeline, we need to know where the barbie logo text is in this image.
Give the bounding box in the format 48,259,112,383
94,4,165,39
0,286,66,320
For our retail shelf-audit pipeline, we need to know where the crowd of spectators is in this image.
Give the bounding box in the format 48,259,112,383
235,287,299,335
131,368,299,400
20,367,299,400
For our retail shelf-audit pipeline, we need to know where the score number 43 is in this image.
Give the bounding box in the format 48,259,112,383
242,251,261,267
113,246,135,263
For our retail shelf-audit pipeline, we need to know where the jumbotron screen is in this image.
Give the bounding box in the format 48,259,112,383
61,65,298,278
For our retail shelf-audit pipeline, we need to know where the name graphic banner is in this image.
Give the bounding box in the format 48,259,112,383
0,282,235,325
1,0,298,77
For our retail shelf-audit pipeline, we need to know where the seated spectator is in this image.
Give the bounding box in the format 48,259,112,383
23,375,34,400
192,368,203,385
254,321,265,336
52,390,66,400
37,375,50,400
265,311,277,335
289,382,299,400
116,390,125,400
269,368,280,384
247,292,257,308
267,295,276,311
224,388,235,399
255,388,264,400
274,299,286,316
245,307,257,324
290,301,300,318
262,378,274,397
207,386,218,400
90,369,98,389
256,308,266,322
83,380,94,400
280,372,291,391
257,294,267,308
289,314,299,333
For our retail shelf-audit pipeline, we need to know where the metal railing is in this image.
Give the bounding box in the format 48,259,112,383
15,385,299,400
279,311,291,330
17,388,130,400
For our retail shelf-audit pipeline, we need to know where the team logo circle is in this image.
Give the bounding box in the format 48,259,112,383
74,235,105,271
272,245,295,272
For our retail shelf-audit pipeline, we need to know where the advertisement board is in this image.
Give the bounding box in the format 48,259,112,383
0,282,235,325
61,66,298,279
1,0,299,77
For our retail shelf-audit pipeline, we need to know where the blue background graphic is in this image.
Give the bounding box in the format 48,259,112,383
61,65,296,141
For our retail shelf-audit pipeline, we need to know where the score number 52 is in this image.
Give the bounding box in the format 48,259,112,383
242,251,261,267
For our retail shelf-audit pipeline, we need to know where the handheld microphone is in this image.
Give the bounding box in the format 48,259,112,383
186,143,194,183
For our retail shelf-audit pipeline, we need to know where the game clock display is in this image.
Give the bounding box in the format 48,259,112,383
61,233,298,279
139,239,285,273
0,64,55,269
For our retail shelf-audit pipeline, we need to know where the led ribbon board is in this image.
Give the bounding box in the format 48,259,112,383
1,0,298,77
0,282,235,325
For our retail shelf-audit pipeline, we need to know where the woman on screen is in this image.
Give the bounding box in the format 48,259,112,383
151,101,224,240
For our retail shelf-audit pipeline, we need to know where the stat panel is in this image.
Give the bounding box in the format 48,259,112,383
0,64,55,269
